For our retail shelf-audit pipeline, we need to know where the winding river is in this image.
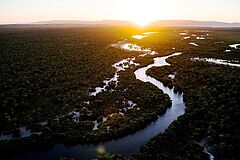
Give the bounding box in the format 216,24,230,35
11,41,186,160
9,31,240,160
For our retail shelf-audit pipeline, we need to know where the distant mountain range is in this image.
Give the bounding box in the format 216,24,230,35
2,20,240,27
33,20,135,26
151,20,240,27
34,20,240,27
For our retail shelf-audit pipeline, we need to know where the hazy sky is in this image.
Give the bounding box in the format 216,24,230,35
1,0,240,24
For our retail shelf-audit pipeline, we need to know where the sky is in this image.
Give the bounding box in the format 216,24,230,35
1,0,240,24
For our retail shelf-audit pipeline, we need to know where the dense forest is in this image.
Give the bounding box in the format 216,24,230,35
137,29,240,160
0,26,240,159
0,27,172,157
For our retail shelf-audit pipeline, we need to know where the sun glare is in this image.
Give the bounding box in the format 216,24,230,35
133,18,154,26
121,0,165,27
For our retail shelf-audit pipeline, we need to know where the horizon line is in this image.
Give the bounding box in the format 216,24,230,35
1,19,240,25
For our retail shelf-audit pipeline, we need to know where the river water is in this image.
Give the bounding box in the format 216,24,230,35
10,41,186,160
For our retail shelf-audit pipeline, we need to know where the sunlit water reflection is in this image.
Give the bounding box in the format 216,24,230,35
192,57,240,68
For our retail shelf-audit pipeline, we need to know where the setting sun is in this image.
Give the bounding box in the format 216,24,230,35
121,0,161,26
132,17,155,26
